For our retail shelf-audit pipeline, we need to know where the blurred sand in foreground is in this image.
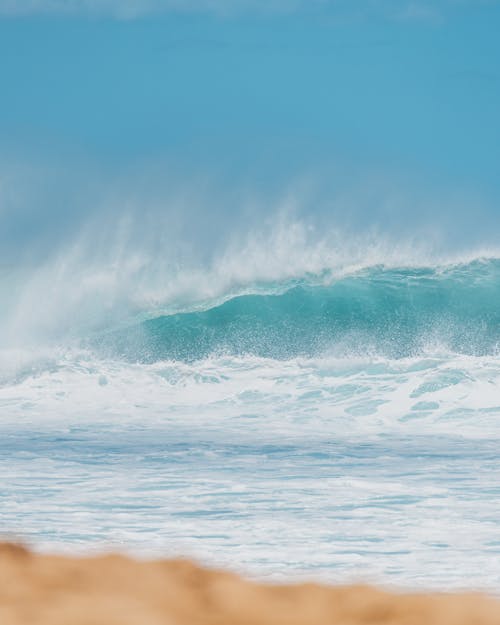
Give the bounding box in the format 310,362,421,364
1,543,499,625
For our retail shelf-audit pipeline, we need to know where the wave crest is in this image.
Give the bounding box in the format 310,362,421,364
91,258,500,362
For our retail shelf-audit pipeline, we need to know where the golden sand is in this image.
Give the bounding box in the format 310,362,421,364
0,543,499,624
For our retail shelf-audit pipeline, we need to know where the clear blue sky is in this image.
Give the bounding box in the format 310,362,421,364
0,1,499,256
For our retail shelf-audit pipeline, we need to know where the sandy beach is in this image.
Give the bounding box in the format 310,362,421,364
1,543,499,625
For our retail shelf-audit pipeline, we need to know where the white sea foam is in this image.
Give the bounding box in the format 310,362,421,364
1,351,500,591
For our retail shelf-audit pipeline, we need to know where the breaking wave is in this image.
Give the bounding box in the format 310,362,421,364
91,258,500,362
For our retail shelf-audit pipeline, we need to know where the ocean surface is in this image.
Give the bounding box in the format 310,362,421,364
1,254,500,591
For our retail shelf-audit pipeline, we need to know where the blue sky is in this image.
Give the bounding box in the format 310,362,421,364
0,0,499,258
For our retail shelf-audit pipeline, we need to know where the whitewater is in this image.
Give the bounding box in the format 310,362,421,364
1,219,500,592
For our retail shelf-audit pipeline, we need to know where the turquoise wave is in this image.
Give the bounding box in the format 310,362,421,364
93,258,500,362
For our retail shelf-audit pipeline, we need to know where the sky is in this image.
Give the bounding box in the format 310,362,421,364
0,0,499,262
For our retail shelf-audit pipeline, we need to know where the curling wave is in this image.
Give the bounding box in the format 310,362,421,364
91,258,500,362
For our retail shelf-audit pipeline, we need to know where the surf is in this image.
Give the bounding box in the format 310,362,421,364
90,258,500,363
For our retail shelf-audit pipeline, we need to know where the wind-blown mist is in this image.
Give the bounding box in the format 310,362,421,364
2,160,498,356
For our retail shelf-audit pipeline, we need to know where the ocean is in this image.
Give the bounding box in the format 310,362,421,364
1,238,500,592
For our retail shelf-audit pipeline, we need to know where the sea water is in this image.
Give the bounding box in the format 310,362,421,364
1,252,500,592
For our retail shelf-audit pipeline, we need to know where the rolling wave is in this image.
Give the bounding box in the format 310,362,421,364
91,258,500,362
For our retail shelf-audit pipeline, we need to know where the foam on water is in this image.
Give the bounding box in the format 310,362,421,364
1,349,500,591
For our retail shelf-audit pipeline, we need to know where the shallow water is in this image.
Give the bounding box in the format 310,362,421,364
1,347,500,591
